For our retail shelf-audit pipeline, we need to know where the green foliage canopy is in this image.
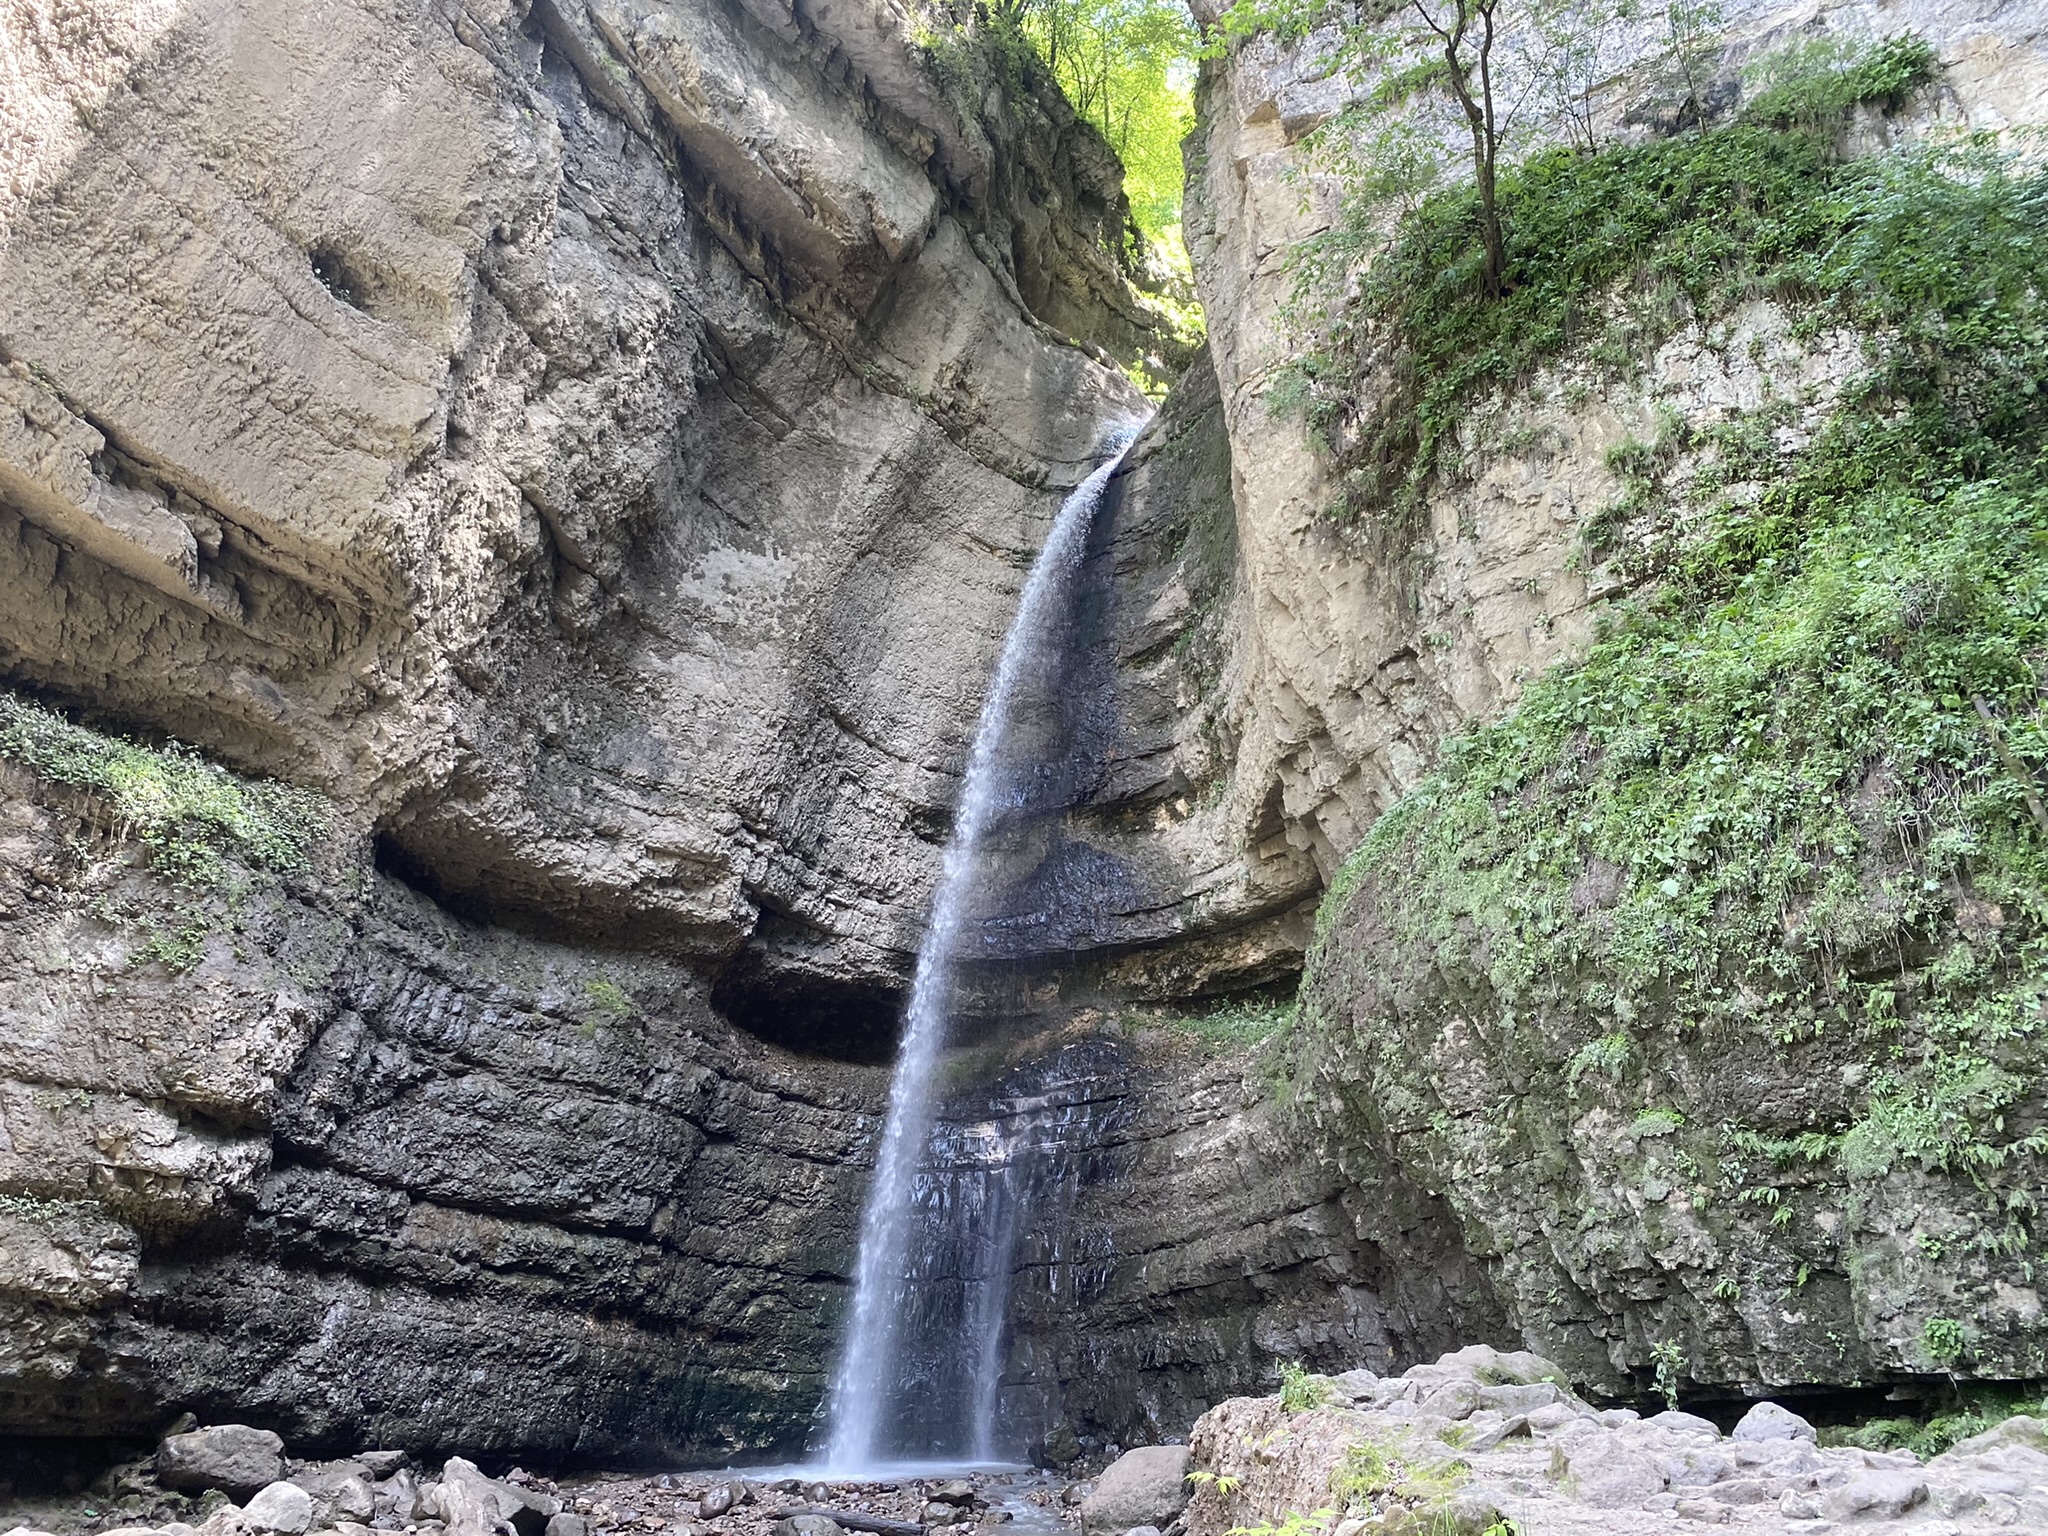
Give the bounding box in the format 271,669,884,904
1313,115,2048,1199
999,0,1200,242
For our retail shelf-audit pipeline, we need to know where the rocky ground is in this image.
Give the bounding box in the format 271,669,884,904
10,1349,2048,1536
0,1429,1101,1536
1183,1349,2048,1535
10,1342,2048,1536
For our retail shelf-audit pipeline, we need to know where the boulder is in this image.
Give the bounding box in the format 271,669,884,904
432,1459,560,1536
1417,1379,1481,1420
245,1482,316,1536
358,1453,409,1478
375,1470,420,1522
544,1517,588,1536
1730,1402,1817,1444
926,1482,975,1506
1035,1423,1081,1469
159,1426,287,1495
1431,1345,1570,1389
1329,1370,1380,1405
769,1518,840,1536
1946,1414,2048,1458
697,1484,741,1519
1563,1438,1666,1509
1477,1382,1563,1416
1646,1411,1722,1440
1080,1447,1191,1536
1821,1469,1928,1521
919,1506,962,1527
292,1468,374,1526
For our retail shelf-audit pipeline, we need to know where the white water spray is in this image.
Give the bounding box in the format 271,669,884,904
825,431,1139,1471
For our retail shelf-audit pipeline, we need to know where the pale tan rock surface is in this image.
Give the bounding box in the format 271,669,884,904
0,0,1147,992
1187,1350,2048,1535
1179,0,2048,885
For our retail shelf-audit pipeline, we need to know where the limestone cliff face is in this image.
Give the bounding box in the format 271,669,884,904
0,749,884,1461
0,0,1176,1460
1176,0,2048,886
0,0,1334,1465
0,0,1152,1015
1170,0,2048,1411
7,0,2048,1473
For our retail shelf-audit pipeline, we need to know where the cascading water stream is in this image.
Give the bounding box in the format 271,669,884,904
824,429,1140,1472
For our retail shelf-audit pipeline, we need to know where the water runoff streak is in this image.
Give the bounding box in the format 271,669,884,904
825,429,1139,1472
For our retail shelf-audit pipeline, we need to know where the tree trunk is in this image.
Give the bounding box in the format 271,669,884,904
1424,0,1506,297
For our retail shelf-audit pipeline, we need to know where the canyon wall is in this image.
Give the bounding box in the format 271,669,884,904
1178,0,2048,1409
5,0,2048,1471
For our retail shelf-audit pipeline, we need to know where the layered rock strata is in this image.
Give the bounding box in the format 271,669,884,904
0,0,1154,1008
0,749,880,1460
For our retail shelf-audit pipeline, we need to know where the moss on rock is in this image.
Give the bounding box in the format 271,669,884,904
1300,103,2048,1397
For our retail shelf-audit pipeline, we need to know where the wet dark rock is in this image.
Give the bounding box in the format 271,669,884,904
1036,1424,1082,1470
699,1484,738,1519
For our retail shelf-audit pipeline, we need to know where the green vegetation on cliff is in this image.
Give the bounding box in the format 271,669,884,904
1301,30,2048,1388
1316,106,2048,1177
1002,0,1199,243
916,0,1199,270
1278,31,1939,529
0,696,326,890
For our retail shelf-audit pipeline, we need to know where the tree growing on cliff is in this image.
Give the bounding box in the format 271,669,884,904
1404,1,1509,294
1212,0,1703,301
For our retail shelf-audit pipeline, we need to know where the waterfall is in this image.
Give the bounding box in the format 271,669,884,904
824,430,1139,1472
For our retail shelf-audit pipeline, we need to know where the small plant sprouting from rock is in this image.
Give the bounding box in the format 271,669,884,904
1224,1510,1330,1536
1650,1339,1687,1411
1633,1107,1684,1138
1187,1469,1244,1499
1279,1360,1334,1413
1921,1316,1967,1368
1329,1437,1481,1532
1567,1031,1631,1086
0,694,325,890
584,977,635,1019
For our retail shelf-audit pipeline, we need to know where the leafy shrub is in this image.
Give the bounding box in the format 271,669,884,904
1169,993,1300,1048
0,694,325,889
1742,32,1937,130
1280,1359,1335,1412
1824,1384,2048,1458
